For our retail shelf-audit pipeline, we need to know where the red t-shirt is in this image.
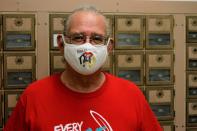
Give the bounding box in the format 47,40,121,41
4,73,162,131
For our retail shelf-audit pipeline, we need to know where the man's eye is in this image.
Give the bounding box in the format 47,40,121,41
72,35,84,42
93,35,104,44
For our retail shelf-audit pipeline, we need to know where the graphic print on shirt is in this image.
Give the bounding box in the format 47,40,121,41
54,110,113,131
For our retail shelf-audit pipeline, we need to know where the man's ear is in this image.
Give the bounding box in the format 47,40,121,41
57,34,64,53
107,38,114,53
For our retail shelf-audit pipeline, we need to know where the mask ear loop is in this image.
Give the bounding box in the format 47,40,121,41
106,37,111,47
61,34,67,46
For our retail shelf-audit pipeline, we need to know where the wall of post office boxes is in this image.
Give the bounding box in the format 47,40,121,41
0,11,197,131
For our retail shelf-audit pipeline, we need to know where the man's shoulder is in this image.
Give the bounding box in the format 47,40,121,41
23,73,61,94
106,73,141,93
105,73,137,87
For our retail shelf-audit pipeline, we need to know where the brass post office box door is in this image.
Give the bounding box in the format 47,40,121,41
146,15,173,49
188,17,197,31
115,15,144,49
146,51,174,85
4,53,36,88
5,17,32,32
51,16,66,31
4,90,23,123
188,72,197,87
146,51,173,68
187,46,197,70
117,69,144,85
147,88,173,103
3,14,35,50
115,50,144,85
117,54,142,68
150,103,174,120
50,52,65,70
186,16,197,43
187,100,197,126
49,14,68,50
115,16,142,32
147,68,173,85
188,102,197,115
188,46,197,59
115,50,143,68
4,53,35,70
187,72,197,98
147,16,173,32
147,87,174,120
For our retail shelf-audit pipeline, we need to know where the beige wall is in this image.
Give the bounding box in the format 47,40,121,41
0,0,197,13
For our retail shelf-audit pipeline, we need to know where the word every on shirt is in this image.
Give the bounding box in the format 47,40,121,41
54,122,105,131
54,110,113,131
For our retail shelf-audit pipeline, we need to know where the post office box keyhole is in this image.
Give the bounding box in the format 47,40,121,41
14,18,23,27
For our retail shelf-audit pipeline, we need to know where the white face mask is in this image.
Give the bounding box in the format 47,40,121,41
62,36,110,75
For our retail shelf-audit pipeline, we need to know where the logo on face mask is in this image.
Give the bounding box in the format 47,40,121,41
79,52,96,68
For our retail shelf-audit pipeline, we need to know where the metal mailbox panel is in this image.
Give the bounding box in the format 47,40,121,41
146,15,173,32
147,33,171,47
50,52,65,74
146,86,174,120
115,15,142,32
115,33,142,48
146,68,173,85
187,71,197,98
4,15,33,31
160,121,175,131
117,69,143,85
4,52,36,88
187,99,197,126
186,16,197,43
3,14,35,50
146,15,173,49
188,46,197,59
187,45,197,70
49,14,68,50
146,51,174,85
150,103,174,120
115,50,144,68
146,86,173,103
4,90,23,123
115,50,144,85
4,53,35,70
4,71,35,89
115,15,144,49
146,51,173,68
4,32,34,50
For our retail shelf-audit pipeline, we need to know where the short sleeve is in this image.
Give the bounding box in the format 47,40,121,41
3,97,28,131
141,95,163,131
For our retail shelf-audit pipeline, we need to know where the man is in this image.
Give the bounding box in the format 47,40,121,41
4,6,162,131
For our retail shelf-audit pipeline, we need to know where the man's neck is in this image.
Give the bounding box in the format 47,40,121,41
60,68,106,93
